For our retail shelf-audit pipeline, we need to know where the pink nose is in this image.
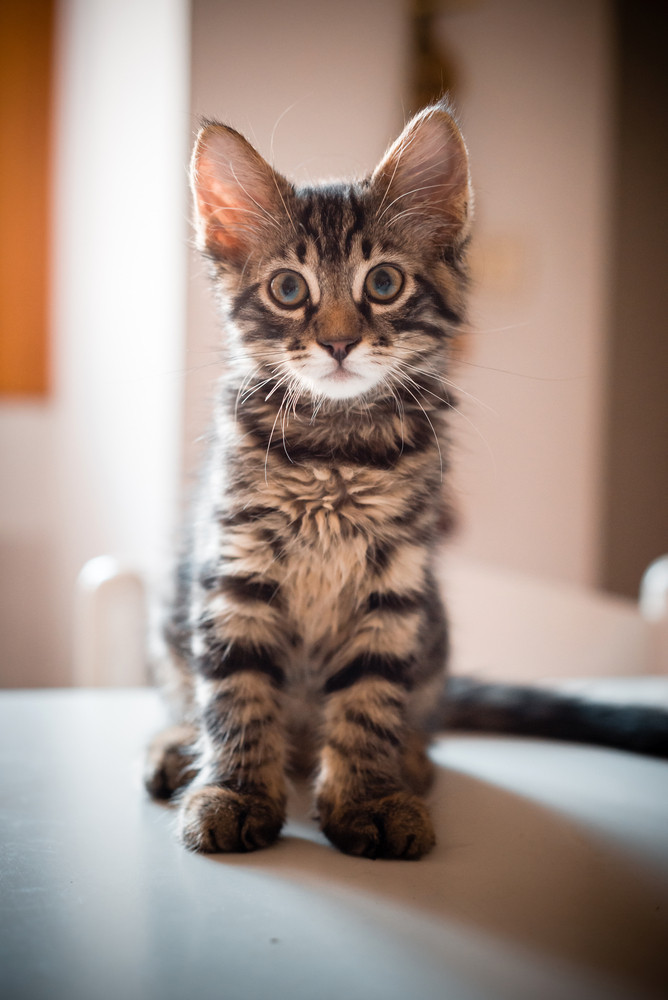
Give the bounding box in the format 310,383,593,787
318,337,361,363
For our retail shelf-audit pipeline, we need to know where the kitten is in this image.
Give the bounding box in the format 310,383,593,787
145,100,469,859
145,101,667,861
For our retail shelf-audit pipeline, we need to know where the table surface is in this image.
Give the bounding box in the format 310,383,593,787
1,688,667,1000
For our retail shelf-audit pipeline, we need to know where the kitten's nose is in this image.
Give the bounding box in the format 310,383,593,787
318,336,361,364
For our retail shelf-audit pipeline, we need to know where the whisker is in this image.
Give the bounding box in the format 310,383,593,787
264,395,286,483
391,357,498,416
264,370,293,401
279,386,294,464
390,373,443,481
393,365,498,476
234,363,262,421
380,376,406,455
457,358,581,383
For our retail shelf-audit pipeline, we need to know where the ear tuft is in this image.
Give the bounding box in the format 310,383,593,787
190,123,291,265
371,100,472,245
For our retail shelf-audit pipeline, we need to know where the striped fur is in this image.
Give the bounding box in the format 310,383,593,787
146,101,472,859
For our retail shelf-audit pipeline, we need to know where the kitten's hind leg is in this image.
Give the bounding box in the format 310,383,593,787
144,723,199,800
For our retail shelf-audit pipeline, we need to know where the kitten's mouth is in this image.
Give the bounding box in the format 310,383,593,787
328,364,356,380
295,346,381,400
313,363,379,400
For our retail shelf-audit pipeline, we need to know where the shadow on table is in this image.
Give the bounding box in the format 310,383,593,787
202,758,668,998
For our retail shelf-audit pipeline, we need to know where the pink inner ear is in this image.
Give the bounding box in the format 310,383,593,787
373,109,471,237
194,159,254,254
410,124,468,200
190,125,285,260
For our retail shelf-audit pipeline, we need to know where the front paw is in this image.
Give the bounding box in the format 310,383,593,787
318,790,435,860
178,785,285,853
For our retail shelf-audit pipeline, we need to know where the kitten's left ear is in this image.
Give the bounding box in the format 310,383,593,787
370,101,472,245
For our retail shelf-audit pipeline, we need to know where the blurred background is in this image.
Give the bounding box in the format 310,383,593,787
1,0,666,687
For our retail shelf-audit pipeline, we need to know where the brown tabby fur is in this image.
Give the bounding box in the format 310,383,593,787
145,100,473,859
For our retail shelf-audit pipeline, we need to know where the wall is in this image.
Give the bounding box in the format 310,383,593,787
0,0,190,686
601,1,668,597
0,405,58,684
439,0,612,586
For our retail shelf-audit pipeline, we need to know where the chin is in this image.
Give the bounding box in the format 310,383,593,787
304,371,381,402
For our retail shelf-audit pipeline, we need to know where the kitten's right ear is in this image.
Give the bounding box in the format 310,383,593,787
190,123,291,264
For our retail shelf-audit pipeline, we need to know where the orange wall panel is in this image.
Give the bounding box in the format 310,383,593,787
0,0,54,395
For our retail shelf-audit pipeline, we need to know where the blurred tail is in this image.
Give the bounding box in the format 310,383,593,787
439,678,668,758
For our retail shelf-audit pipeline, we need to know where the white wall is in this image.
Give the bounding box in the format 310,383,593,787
0,405,59,683
442,0,612,587
0,0,190,686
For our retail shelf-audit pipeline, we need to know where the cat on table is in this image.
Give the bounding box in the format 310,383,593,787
145,101,668,860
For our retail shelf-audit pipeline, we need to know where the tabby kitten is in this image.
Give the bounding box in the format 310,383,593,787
145,100,470,859
146,101,668,859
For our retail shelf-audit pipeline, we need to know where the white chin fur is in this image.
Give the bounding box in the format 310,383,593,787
295,348,384,401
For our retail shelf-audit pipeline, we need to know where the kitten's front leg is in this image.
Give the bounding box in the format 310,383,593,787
179,669,287,853
315,573,446,859
316,673,436,860
178,591,290,853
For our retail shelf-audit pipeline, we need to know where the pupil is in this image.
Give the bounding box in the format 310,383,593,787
375,270,392,295
282,276,298,298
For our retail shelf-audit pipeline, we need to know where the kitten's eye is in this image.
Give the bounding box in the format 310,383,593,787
364,264,404,303
269,270,309,308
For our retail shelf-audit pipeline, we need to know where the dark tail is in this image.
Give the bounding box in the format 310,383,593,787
439,677,668,758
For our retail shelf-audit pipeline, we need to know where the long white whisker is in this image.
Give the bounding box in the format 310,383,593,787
380,376,406,455
264,371,294,401
279,388,293,463
264,395,286,483
234,363,262,421
389,373,443,481
391,357,497,415
395,366,497,475
240,365,290,402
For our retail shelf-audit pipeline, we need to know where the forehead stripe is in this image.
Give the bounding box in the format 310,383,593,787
344,195,365,256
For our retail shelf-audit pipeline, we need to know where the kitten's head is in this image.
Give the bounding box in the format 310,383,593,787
190,101,472,404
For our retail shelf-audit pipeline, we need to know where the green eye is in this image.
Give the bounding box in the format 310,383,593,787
269,270,309,308
364,264,404,303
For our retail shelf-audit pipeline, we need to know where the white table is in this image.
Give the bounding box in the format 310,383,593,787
1,689,667,1000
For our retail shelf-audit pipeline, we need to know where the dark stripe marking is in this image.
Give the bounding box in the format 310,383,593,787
220,575,280,605
366,540,395,573
219,506,272,527
344,195,365,256
326,737,378,762
230,282,261,318
366,590,421,614
343,708,401,746
197,640,285,687
324,653,412,694
412,273,463,326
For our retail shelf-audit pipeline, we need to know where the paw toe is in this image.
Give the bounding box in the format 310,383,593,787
319,791,435,860
179,786,285,853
